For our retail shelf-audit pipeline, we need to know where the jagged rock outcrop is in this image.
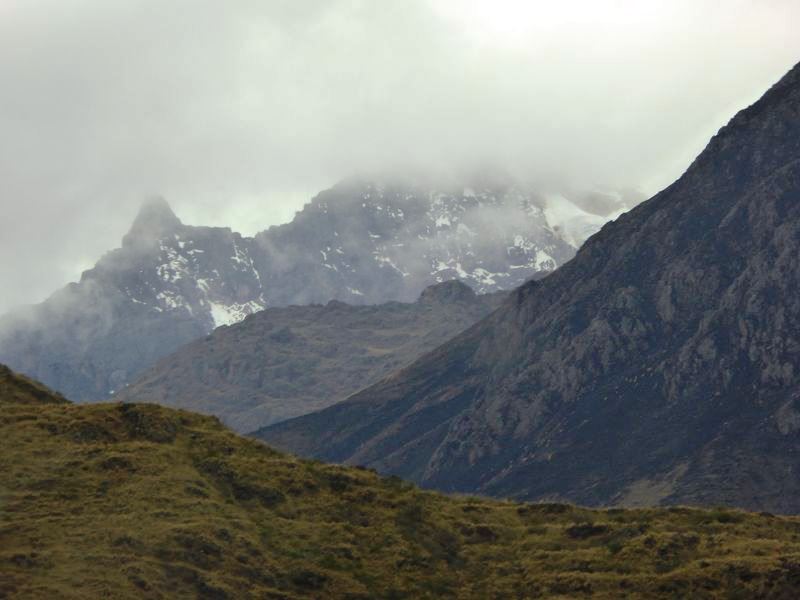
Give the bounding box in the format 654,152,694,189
257,62,800,513
0,199,266,400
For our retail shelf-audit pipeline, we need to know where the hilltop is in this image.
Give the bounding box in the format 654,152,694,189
3,364,800,598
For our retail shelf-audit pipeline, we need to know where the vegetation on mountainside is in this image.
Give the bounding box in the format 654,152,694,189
2,365,800,599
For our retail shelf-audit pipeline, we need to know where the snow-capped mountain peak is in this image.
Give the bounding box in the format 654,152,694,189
0,177,638,402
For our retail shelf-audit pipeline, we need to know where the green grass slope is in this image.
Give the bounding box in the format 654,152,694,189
2,365,800,599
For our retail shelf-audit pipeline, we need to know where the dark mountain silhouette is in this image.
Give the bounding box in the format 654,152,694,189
258,62,800,514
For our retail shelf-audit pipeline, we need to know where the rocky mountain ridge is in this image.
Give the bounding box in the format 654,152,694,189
257,62,800,514
115,281,505,433
0,177,631,401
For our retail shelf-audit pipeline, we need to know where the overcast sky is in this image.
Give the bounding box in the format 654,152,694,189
1,0,799,313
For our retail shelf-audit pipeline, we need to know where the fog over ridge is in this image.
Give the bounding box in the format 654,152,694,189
1,0,799,313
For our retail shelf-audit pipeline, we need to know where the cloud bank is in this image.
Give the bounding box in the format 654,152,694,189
1,0,799,312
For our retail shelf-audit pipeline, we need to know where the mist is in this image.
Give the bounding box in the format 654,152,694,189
1,0,799,314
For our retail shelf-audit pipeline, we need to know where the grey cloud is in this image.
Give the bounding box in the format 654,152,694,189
1,0,799,312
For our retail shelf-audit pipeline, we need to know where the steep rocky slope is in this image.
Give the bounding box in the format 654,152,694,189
116,281,505,433
258,63,800,513
4,365,800,599
0,177,628,402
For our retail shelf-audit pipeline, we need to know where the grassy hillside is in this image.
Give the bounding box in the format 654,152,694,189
3,366,800,598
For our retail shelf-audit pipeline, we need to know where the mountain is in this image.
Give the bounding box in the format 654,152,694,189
4,365,800,598
0,198,266,402
0,176,629,402
115,281,505,433
253,175,601,305
257,63,800,514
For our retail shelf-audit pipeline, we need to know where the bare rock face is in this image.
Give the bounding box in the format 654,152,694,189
258,62,800,513
0,176,605,402
116,281,504,433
